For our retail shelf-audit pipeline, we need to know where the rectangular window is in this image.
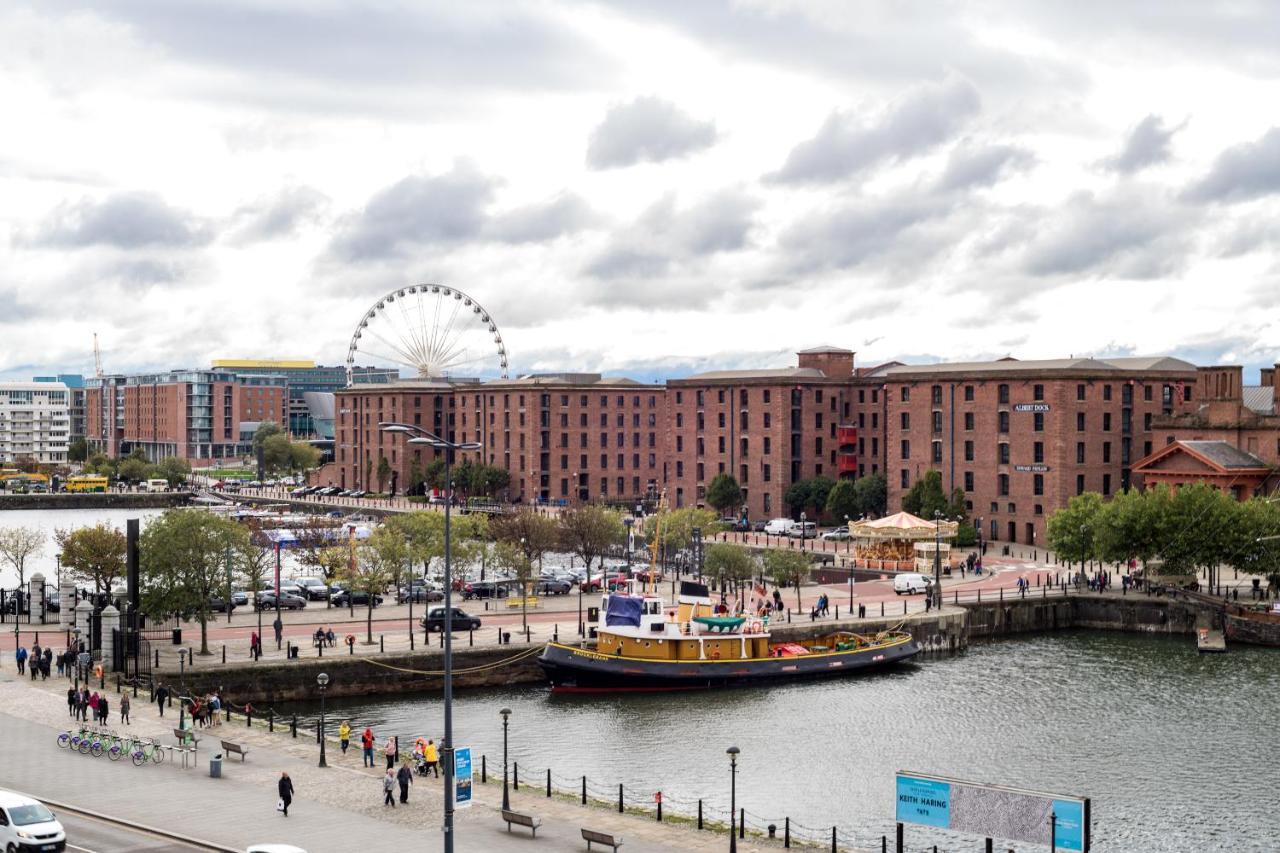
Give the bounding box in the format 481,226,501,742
998,384,1009,404
932,411,943,433
901,387,910,402
999,443,1010,464
964,385,974,402
1144,385,1153,402
1033,412,1044,432
1077,442,1085,464
1034,441,1044,463
932,441,942,463
901,469,910,488
763,463,772,482
931,385,942,405
1103,385,1112,402
1033,384,1044,401
1077,412,1086,431
1103,413,1112,431
964,412,974,430
1033,474,1044,496
1102,442,1111,463
964,471,974,491
901,439,911,459
901,412,910,430
1122,384,1133,405
1143,412,1152,430
998,474,1009,496
1076,474,1085,495
1077,384,1086,401
999,412,1010,433
1102,473,1112,495
964,440,974,461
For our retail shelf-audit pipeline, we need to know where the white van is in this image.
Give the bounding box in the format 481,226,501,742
763,518,796,535
145,478,169,492
0,790,66,852
893,573,933,595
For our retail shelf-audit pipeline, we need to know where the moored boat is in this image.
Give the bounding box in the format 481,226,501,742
538,581,919,692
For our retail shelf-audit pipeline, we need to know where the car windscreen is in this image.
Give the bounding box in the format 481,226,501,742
9,803,55,825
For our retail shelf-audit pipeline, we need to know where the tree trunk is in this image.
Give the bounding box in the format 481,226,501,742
366,602,373,644
795,580,802,612
199,614,209,655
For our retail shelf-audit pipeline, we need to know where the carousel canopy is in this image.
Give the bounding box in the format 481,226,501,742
850,511,959,540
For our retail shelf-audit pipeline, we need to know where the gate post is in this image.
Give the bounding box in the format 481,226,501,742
100,605,120,671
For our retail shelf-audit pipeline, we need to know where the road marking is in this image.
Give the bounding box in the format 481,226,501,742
67,844,100,853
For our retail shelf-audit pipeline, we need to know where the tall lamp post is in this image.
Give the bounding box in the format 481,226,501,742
381,422,481,853
317,672,329,767
799,511,807,552
727,745,740,853
932,510,944,610
500,707,512,810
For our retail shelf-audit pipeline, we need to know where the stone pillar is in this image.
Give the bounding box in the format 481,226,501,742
59,578,76,629
74,599,93,652
100,605,120,672
28,573,45,624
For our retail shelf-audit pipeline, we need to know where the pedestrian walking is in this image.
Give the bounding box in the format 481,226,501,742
15,646,27,676
273,616,283,647
383,769,396,807
40,648,51,679
384,736,398,769
250,631,260,660
89,691,100,720
423,739,440,778
66,686,76,718
338,720,350,755
361,727,375,767
397,761,413,803
120,693,131,725
98,695,109,724
155,683,169,717
278,772,294,817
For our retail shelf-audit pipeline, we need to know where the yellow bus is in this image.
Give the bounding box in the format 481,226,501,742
65,475,109,493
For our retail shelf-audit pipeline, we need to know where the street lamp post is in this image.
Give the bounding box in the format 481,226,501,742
933,510,943,610
800,511,807,552
317,672,329,768
381,422,481,853
500,707,511,810
727,745,740,853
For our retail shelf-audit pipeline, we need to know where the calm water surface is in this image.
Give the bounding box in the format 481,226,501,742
286,632,1279,852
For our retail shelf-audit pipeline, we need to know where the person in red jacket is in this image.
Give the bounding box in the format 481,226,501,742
361,727,375,768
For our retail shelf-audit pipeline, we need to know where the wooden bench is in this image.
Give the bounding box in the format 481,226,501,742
173,728,199,749
581,828,622,851
506,596,540,609
220,740,249,761
501,809,542,836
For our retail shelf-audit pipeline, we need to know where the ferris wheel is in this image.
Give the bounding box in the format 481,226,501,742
345,284,510,386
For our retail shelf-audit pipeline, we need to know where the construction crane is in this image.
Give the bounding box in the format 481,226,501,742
93,332,104,378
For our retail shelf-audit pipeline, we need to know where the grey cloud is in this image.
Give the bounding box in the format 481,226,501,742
328,165,496,261
1020,189,1196,278
1184,127,1280,203
936,143,1034,191
584,189,758,282
772,78,980,185
230,186,329,243
31,192,208,249
1103,115,1181,174
586,97,718,169
778,196,956,273
485,193,598,243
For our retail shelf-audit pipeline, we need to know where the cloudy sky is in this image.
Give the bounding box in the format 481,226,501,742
3,1,1280,383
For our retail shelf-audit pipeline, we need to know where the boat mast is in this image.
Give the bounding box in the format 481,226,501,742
646,489,667,596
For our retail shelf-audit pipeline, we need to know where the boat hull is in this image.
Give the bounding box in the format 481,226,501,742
538,636,920,692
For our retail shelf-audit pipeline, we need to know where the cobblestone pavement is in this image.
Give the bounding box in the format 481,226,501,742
0,672,786,852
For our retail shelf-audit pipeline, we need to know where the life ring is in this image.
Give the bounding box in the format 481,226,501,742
415,738,428,754
710,648,720,660
345,634,356,646
93,664,103,678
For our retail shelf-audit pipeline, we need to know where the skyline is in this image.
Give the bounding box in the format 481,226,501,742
3,1,1280,382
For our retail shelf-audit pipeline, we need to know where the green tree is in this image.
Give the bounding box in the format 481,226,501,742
1162,482,1238,588
350,537,396,644
490,509,560,570
67,437,88,463
1046,492,1105,572
852,473,888,517
424,458,447,491
0,526,43,627
706,474,744,516
252,421,283,455
139,509,248,654
289,442,321,475
117,456,151,484
763,549,811,612
783,481,810,514
54,523,125,595
473,465,512,498
494,540,536,633
1231,498,1280,590
388,510,488,590
808,475,836,516
407,458,425,495
154,456,192,487
559,505,625,577
84,452,111,476
824,479,860,525
644,507,719,555
902,470,950,518
235,520,274,640
703,542,755,594
260,433,293,475
376,456,392,493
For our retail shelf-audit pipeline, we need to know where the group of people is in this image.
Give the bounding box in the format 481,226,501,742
187,691,224,727
66,686,129,724
14,643,53,679
313,626,338,647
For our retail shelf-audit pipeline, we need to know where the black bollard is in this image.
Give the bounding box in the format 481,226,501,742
657,795,662,821
269,710,274,732
546,768,551,798
786,818,791,848
469,629,473,647
740,807,745,838
291,715,297,738
582,776,587,805
698,799,704,830
481,754,486,783
380,635,384,653
246,707,252,727
832,827,837,852
618,783,624,813
514,761,519,790
222,645,226,664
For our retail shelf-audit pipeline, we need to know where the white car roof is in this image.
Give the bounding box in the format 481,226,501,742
0,789,42,808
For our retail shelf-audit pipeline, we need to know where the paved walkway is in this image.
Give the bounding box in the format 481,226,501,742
0,672,781,852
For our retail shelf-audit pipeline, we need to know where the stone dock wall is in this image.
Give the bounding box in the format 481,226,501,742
0,492,193,510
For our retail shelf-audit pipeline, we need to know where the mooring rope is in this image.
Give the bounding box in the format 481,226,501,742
358,644,544,676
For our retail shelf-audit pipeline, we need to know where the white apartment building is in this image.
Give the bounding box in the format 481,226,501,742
0,382,71,464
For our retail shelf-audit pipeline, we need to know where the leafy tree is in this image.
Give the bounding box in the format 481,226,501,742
261,433,293,475
67,437,88,463
85,452,112,476
825,479,860,524
808,475,836,515
349,538,396,644
424,458,447,491
376,456,392,493
54,523,125,595
644,507,719,554
559,505,625,578
154,456,192,487
407,458,425,495
1045,492,1105,571
902,470,950,518
236,520,274,639
1231,498,1280,589
763,549,811,611
852,473,888,517
783,481,810,514
494,540,536,633
252,421,284,454
289,442,321,474
139,509,247,654
490,509,559,570
472,464,512,497
117,456,150,484
1163,482,1237,587
388,510,488,590
706,474,744,516
0,526,43,626
702,542,755,593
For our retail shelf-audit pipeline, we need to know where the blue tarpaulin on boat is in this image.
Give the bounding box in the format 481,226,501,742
605,595,643,627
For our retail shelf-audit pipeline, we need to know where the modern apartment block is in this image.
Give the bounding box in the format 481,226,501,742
0,382,71,464
33,374,86,440
212,359,396,438
85,370,288,461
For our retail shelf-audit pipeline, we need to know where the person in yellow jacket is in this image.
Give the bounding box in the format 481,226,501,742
338,721,351,755
423,739,440,778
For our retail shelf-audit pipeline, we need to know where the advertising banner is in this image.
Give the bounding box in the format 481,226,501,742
896,771,1089,851
455,747,473,808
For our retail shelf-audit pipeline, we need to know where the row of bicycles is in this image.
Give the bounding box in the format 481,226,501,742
56,725,166,766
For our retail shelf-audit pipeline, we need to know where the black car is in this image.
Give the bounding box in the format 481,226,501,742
462,581,511,600
331,589,384,607
257,592,306,610
533,578,571,595
421,606,481,632
208,595,237,612
398,585,443,604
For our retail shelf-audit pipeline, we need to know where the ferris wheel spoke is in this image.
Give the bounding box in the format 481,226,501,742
364,327,421,369
356,345,416,373
397,295,430,366
433,299,465,365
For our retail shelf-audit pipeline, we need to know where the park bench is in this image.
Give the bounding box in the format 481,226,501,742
501,809,542,837
173,728,200,749
506,596,539,609
581,828,623,851
221,740,249,761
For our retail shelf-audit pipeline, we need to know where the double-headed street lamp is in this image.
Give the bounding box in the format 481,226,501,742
317,672,329,768
727,745,740,853
381,421,481,853
500,707,512,810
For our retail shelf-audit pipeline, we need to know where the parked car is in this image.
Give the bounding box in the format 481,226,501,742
893,573,933,595
581,572,630,593
422,606,482,632
0,790,66,853
786,521,818,538
764,518,796,535
330,589,383,607
230,590,249,607
398,584,443,604
462,581,511,600
822,526,851,541
277,582,306,599
207,595,236,612
257,591,306,610
294,577,330,601
532,577,571,595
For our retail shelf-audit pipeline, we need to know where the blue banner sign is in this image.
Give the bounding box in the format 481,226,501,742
896,772,1089,852
455,747,473,808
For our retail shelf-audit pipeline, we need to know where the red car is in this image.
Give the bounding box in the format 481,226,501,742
582,572,629,593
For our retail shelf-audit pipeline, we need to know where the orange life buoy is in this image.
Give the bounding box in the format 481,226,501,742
93,664,103,678
710,648,720,660
345,634,356,646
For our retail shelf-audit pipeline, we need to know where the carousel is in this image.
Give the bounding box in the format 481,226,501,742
848,511,959,572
